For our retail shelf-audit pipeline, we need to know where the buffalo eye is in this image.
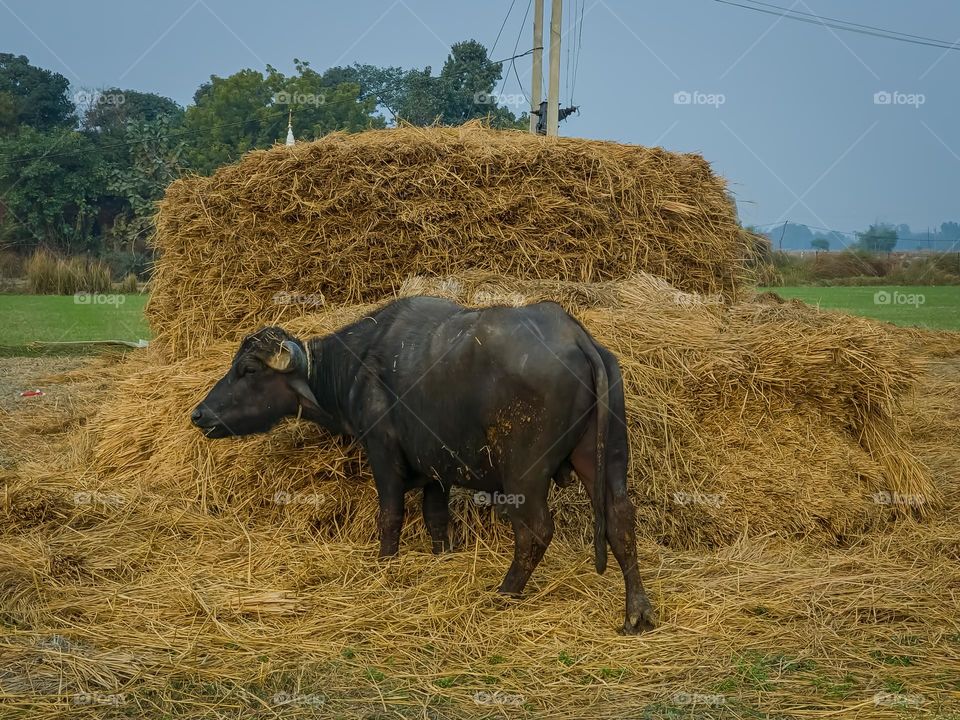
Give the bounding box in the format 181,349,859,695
237,359,262,377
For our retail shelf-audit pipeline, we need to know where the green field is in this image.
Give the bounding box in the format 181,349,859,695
760,285,960,331
0,294,150,353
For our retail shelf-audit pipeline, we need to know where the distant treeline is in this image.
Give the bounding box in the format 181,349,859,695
752,222,960,253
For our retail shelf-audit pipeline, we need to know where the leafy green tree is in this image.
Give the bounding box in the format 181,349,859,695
811,236,829,251
395,41,526,128
80,88,183,134
0,126,104,252
180,63,383,174
856,223,898,252
102,116,185,250
0,53,75,135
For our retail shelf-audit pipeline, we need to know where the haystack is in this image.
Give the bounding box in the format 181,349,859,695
147,123,746,358
87,274,932,551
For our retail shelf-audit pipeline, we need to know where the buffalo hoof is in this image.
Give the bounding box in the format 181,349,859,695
619,605,657,635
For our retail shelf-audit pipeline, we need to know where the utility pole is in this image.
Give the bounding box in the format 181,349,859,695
778,220,788,252
546,0,562,136
529,0,544,134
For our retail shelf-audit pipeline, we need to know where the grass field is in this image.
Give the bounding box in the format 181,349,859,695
0,294,150,354
761,285,960,330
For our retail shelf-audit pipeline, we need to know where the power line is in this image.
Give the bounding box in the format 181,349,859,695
496,0,533,103
738,0,959,46
490,0,520,58
714,0,960,51
570,0,585,104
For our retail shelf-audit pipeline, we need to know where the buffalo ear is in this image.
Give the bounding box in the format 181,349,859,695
288,376,320,410
266,340,304,373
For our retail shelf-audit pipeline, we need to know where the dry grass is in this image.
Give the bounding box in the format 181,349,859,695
25,249,113,295
3,278,957,719
146,123,747,359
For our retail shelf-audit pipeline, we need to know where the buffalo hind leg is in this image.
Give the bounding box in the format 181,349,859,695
498,487,554,597
422,482,451,554
571,428,656,634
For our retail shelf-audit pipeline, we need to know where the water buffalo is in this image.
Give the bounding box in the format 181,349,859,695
192,296,656,634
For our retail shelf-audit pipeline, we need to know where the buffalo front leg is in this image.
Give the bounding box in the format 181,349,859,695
422,482,451,554
366,440,407,558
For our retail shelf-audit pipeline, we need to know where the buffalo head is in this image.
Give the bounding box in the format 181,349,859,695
191,327,319,438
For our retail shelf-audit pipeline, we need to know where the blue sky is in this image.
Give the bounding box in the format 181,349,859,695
2,0,958,233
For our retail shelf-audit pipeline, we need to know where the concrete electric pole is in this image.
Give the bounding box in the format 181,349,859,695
546,0,562,136
529,0,544,134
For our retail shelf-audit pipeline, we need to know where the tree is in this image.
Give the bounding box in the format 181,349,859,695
0,53,75,135
0,126,104,253
80,88,183,134
940,221,960,242
811,236,829,251
856,223,898,252
102,115,185,251
390,41,526,128
181,62,383,174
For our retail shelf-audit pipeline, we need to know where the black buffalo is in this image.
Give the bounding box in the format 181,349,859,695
192,296,656,633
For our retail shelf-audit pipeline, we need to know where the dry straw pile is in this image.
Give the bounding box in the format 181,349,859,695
147,122,746,358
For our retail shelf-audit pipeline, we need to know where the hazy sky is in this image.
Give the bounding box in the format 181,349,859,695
2,0,958,234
